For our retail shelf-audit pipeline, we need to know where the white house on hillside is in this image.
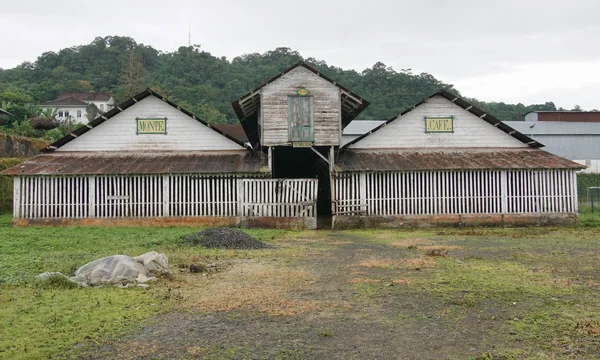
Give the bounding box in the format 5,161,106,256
40,92,115,123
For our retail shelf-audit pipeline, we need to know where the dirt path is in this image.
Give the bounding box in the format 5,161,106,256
76,231,515,360
74,229,600,359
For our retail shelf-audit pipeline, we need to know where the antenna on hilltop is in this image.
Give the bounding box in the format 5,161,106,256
188,25,191,46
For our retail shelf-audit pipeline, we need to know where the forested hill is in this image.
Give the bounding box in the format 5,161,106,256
0,36,560,124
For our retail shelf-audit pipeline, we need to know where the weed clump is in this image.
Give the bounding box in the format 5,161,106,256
183,228,272,250
424,248,448,257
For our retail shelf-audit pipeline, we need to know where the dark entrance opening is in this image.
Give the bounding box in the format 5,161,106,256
271,147,331,227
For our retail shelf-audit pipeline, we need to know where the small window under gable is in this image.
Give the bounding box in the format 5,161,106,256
288,96,314,142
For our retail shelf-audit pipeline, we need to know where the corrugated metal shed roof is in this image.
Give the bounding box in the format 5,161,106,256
1,151,268,176
343,120,386,135
212,124,249,142
336,148,585,172
342,90,543,149
503,121,600,135
57,92,113,102
40,97,89,107
524,111,600,122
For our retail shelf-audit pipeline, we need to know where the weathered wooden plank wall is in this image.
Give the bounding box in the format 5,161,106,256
335,169,578,216
261,67,341,146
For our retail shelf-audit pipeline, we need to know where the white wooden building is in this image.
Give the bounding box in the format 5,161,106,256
2,63,585,228
333,91,585,228
3,89,319,228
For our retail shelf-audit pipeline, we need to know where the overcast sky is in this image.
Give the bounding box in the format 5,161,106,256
1,0,599,110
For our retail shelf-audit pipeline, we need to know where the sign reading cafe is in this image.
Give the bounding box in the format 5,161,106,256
136,117,167,134
424,116,454,133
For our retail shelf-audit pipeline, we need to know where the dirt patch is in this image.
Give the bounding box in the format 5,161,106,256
174,261,348,316
72,228,600,360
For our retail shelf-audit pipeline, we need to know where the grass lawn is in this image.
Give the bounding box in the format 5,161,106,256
1,214,599,359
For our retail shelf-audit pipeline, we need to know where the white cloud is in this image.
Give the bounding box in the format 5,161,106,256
0,0,599,109
451,60,600,110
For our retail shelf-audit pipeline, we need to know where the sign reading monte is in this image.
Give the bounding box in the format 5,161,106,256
424,116,454,133
136,117,167,135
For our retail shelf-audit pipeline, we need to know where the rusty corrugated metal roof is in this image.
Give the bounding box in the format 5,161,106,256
212,124,249,142
336,148,586,172
1,151,268,176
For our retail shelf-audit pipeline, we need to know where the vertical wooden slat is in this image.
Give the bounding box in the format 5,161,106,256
13,177,21,219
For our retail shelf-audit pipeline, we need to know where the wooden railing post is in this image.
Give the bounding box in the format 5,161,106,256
13,177,21,219
359,173,367,215
88,176,96,217
237,178,244,217
500,170,508,214
163,175,170,217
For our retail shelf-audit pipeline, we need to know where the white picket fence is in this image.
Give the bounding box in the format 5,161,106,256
240,178,318,218
13,175,318,220
335,169,578,216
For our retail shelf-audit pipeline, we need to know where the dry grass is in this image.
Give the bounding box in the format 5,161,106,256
401,257,438,270
577,319,600,335
186,346,208,357
176,261,347,316
118,341,161,359
424,248,449,257
392,278,411,285
357,258,394,269
353,255,439,270
389,238,433,248
420,245,462,251
328,241,353,245
349,278,382,284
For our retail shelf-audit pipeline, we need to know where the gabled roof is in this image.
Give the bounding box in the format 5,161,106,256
231,61,370,144
212,123,249,142
337,148,586,172
42,88,248,153
342,90,543,149
57,92,113,102
40,96,89,107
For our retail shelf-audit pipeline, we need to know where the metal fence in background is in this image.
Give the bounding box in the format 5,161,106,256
577,173,600,213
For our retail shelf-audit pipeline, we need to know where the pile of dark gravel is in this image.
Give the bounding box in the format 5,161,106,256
183,228,271,250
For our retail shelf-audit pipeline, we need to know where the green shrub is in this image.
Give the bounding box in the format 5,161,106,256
0,158,25,214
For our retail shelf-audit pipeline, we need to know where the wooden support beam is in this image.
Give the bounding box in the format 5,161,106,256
268,147,273,173
341,90,363,105
310,147,329,165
